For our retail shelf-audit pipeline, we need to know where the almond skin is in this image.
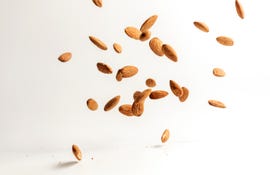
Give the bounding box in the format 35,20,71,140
193,21,209,32
140,15,158,32
120,65,138,78
161,129,170,143
213,68,226,77
145,78,156,87
149,37,164,56
96,62,113,74
150,90,168,99
89,36,108,50
162,44,178,62
119,104,133,116
113,43,122,53
208,100,226,108
58,52,72,62
92,0,102,7
72,144,82,161
235,0,244,19
87,98,98,111
169,80,183,97
216,36,234,46
104,95,121,111
179,87,189,102
124,27,141,40
139,30,151,41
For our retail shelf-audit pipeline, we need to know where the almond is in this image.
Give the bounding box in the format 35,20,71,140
58,52,72,62
124,27,141,40
140,15,158,32
145,78,156,87
104,95,121,111
92,0,102,7
120,65,138,78
116,70,123,81
169,80,183,97
235,0,244,19
179,87,189,102
162,44,178,62
213,68,226,77
139,30,151,41
131,101,144,117
113,43,122,53
119,104,133,116
150,90,168,99
161,129,170,143
208,100,226,108
87,98,98,111
133,91,142,100
216,36,234,46
149,37,164,56
134,89,152,102
193,21,209,32
96,62,113,74
72,144,82,161
89,36,108,50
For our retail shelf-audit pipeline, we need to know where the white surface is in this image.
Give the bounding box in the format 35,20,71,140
1,0,270,174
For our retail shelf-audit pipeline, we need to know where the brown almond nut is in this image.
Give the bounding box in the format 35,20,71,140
133,91,142,100
235,0,244,19
120,66,138,78
96,62,113,74
161,129,170,143
169,80,183,97
193,21,209,32
87,98,98,111
104,95,121,111
124,27,141,40
113,43,122,53
162,44,178,62
208,100,226,108
89,36,108,50
119,104,133,116
150,90,168,99
135,89,152,102
179,87,189,102
149,37,164,56
131,101,144,117
213,68,226,77
216,36,234,46
72,144,82,161
145,78,156,87
140,15,158,32
139,31,151,41
58,52,72,62
92,0,102,7
116,70,123,81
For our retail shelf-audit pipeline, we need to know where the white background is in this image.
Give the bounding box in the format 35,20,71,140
1,0,270,174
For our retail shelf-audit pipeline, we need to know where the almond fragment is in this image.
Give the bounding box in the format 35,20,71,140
235,0,244,19
89,36,108,50
208,100,226,108
145,78,156,87
92,0,102,7
119,65,138,78
162,44,178,62
104,95,121,111
213,68,226,77
150,90,168,99
161,129,170,143
119,104,133,116
179,87,189,102
96,62,113,74
193,21,209,32
139,30,151,41
113,43,122,53
149,37,164,56
216,36,234,46
87,98,98,111
58,52,72,62
140,15,158,32
72,144,82,161
169,80,183,97
124,27,141,40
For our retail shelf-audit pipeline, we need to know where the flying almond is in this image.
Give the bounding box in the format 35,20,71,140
58,52,72,62
92,0,102,7
213,68,226,77
162,44,178,62
179,87,189,102
150,90,168,99
131,101,144,117
134,89,152,102
96,62,113,74
124,27,141,40
104,95,121,111
140,15,158,32
169,80,183,97
149,37,164,56
87,98,98,111
72,144,82,161
235,0,244,19
208,99,226,108
120,65,138,78
216,36,234,46
113,43,122,53
193,21,209,32
115,70,123,81
139,31,151,41
145,78,156,87
89,36,108,50
161,129,170,143
119,104,133,117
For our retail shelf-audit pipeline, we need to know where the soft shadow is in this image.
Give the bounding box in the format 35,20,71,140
149,144,164,149
55,161,78,169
